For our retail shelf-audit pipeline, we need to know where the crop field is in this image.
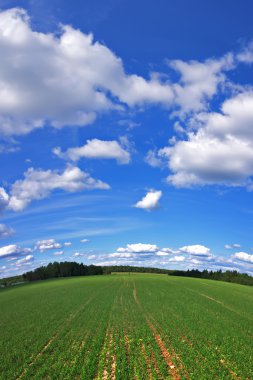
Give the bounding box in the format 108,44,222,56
0,274,252,380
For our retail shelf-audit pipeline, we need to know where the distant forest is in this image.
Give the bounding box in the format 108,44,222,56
1,262,252,287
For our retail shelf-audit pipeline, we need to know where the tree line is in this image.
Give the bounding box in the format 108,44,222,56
169,268,253,286
1,262,252,287
23,262,103,281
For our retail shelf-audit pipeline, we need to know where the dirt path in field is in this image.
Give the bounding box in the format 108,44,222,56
132,281,182,380
147,321,182,380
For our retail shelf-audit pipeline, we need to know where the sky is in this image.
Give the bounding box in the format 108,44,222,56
0,0,253,278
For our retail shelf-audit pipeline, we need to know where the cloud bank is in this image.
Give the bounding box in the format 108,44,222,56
0,8,237,137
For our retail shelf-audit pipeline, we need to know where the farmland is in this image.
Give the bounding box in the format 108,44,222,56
0,274,252,380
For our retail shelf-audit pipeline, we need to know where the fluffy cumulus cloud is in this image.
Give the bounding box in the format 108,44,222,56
0,244,32,258
80,238,89,243
35,239,62,252
0,8,240,137
169,54,234,116
134,190,162,211
0,8,177,136
117,243,159,253
179,244,211,256
233,252,253,264
3,165,109,212
155,250,170,256
158,91,253,189
53,139,130,164
168,255,185,262
0,224,14,238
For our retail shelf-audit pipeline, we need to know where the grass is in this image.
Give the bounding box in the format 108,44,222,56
0,274,252,379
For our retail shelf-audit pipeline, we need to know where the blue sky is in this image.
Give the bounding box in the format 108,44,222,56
0,0,253,277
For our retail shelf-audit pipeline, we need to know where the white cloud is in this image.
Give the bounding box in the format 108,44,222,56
155,251,169,256
237,41,253,63
0,244,32,258
108,252,135,258
225,243,241,249
87,254,96,260
0,8,241,138
5,165,109,211
161,247,180,254
145,150,163,168
64,242,72,246
160,91,253,188
233,252,253,264
134,190,162,211
188,258,202,265
73,252,84,257
35,239,62,252
0,8,177,137
80,241,253,275
155,247,179,256
169,54,234,116
0,224,14,238
0,187,9,211
168,255,185,262
179,244,211,256
117,243,159,253
16,254,33,265
54,139,130,164
80,238,89,243
54,251,64,255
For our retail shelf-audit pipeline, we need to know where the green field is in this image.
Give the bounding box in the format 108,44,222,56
0,274,252,380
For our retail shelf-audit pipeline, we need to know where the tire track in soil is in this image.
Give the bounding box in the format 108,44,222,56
110,348,116,380
123,324,130,367
132,281,183,380
94,282,124,380
100,332,113,380
148,288,240,379
145,342,163,380
216,348,242,380
100,332,116,380
140,343,154,380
